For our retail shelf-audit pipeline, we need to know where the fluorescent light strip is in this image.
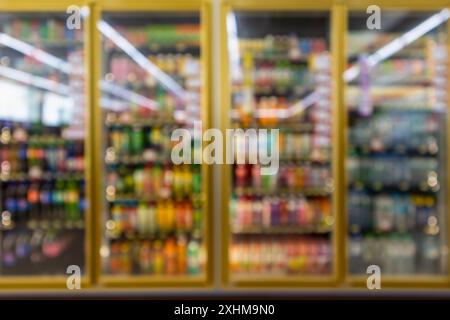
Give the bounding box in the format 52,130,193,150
346,8,450,82
0,65,70,95
227,12,243,82
0,33,72,73
97,20,186,101
100,80,158,110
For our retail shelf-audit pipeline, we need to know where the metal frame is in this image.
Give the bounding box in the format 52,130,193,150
94,0,213,288
0,0,93,289
343,0,450,288
220,0,340,288
0,0,448,291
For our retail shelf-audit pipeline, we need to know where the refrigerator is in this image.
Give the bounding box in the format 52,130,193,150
221,1,337,286
0,2,91,287
95,1,212,286
345,8,449,286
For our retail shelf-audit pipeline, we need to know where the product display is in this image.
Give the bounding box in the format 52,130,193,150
100,13,206,277
1,3,450,292
346,12,448,276
227,12,334,279
0,13,86,276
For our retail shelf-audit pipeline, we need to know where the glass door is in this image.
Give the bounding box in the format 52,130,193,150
99,11,208,282
226,11,335,283
0,11,88,277
346,10,449,278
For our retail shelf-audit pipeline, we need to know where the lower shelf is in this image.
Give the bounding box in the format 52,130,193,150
99,274,208,287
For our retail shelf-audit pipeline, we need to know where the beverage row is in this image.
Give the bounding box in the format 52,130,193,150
234,164,331,190
107,237,204,275
109,54,200,84
231,196,331,230
231,131,331,161
239,36,327,59
370,59,429,81
107,126,176,156
242,62,314,91
348,193,439,233
108,201,202,236
0,143,84,176
349,113,440,153
106,165,202,199
348,234,443,275
1,229,81,269
230,237,331,275
347,157,439,189
1,180,86,226
1,18,83,43
105,24,200,48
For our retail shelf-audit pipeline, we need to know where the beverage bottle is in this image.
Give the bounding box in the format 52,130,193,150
235,164,247,189
56,138,66,171
187,239,200,275
39,181,53,222
112,204,123,234
137,203,148,235
242,197,253,227
122,127,131,154
30,229,44,264
3,233,17,267
297,197,307,226
182,166,192,196
164,238,177,275
16,182,29,222
161,164,173,198
150,127,162,148
173,167,182,199
193,201,202,232
18,143,28,173
133,169,144,196
166,200,175,230
286,164,295,189
156,201,165,231
176,235,187,274
15,232,30,259
262,197,271,228
45,136,57,172
124,172,135,194
111,127,122,151
192,165,202,195
287,196,297,226
262,171,271,193
53,178,65,221
251,164,262,189
110,243,121,274
175,201,184,230
143,165,153,194
152,166,162,197
120,242,131,274
66,178,80,223
252,197,263,226
270,197,280,226
147,202,157,234
25,182,39,223
279,196,288,225
139,240,153,274
130,126,143,155
153,240,164,275
185,201,194,231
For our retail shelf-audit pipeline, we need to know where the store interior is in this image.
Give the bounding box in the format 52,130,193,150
0,0,449,295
